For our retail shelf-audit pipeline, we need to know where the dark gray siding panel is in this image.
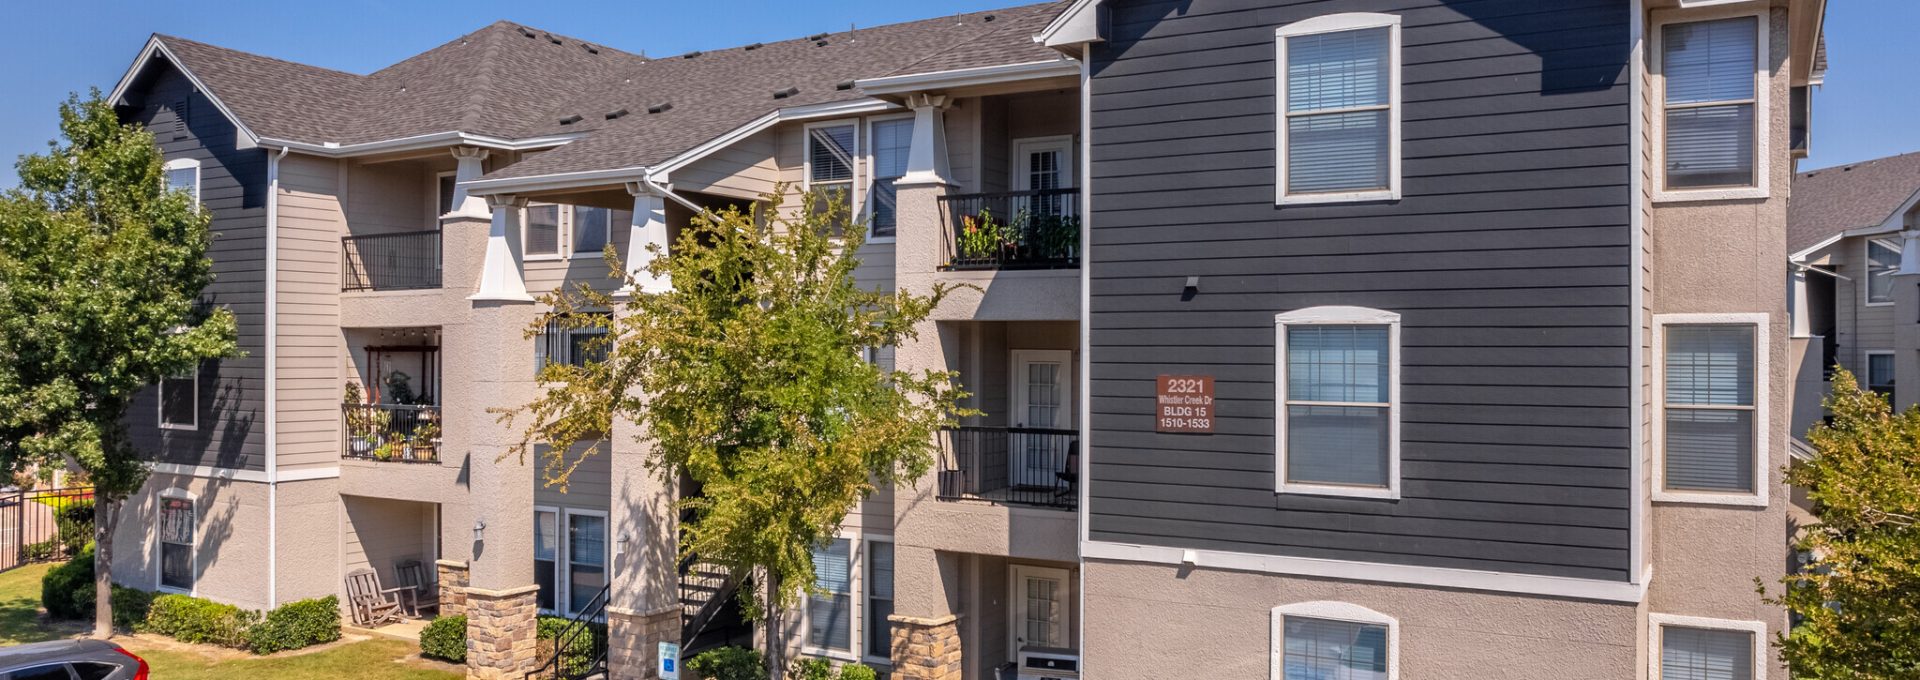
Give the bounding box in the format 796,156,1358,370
1086,0,1634,580
119,60,268,472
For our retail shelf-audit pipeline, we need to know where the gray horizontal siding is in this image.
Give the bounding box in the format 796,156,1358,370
1086,0,1634,581
119,61,269,472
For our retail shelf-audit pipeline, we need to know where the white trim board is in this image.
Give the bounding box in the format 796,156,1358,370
1273,306,1402,500
110,37,262,149
1649,5,1772,203
1650,313,1771,507
1081,540,1653,603
1647,613,1768,680
1274,13,1403,206
1271,601,1399,680
855,59,1081,95
1628,0,1649,583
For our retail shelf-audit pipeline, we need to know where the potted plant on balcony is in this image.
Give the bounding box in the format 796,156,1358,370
408,421,440,462
344,383,374,454
957,209,1007,264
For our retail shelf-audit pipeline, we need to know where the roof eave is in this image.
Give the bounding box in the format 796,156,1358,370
256,130,583,158
109,36,263,150
1036,0,1107,47
855,59,1081,96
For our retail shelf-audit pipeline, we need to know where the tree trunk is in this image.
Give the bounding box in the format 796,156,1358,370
92,497,115,639
763,571,784,679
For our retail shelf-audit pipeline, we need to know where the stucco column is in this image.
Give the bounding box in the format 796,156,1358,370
471,194,534,302
605,303,682,679
460,286,539,677
446,147,491,219
889,547,965,680
620,183,672,295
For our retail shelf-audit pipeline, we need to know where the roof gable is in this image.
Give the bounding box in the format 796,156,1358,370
1789,150,1920,255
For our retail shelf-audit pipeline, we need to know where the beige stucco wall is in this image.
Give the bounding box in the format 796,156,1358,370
1643,6,1796,679
273,477,342,605
109,473,273,611
1084,560,1640,680
341,494,437,593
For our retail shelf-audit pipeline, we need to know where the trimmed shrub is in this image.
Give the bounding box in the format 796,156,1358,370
687,646,767,680
536,616,600,678
145,593,258,647
110,586,153,631
244,596,341,654
837,663,879,680
792,658,834,680
419,615,467,663
39,546,93,619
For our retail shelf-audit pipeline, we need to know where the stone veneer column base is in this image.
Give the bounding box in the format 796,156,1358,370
889,614,963,680
465,584,541,679
607,605,681,679
436,560,470,618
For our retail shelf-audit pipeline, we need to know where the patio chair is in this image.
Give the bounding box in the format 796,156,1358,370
345,567,408,627
1053,440,1079,502
394,560,438,617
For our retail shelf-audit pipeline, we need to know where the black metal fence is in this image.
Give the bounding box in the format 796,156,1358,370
342,229,442,292
936,426,1077,510
342,404,443,463
531,583,608,680
939,189,1080,270
0,487,95,574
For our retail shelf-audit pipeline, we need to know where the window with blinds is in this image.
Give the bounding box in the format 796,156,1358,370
807,123,858,232
1867,238,1899,304
573,206,611,256
1661,16,1760,191
1282,324,1394,491
807,538,852,652
1280,616,1389,680
159,496,195,592
1659,626,1752,680
526,204,562,257
1663,325,1757,494
1276,14,1400,204
866,541,894,661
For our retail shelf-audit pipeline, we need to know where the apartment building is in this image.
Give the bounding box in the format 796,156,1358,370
101,0,1825,678
1786,151,1920,439
1045,0,1824,678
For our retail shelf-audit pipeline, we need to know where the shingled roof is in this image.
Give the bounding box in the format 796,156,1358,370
1789,150,1920,255
122,2,1069,174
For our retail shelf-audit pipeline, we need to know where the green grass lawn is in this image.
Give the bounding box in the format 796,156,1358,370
0,561,460,680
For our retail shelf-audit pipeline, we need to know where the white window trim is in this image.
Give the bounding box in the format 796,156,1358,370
803,118,863,222
1648,613,1767,680
569,205,613,261
1865,349,1896,395
1274,12,1403,206
1011,135,1077,192
864,113,915,244
1865,237,1899,307
1007,563,1073,654
534,505,560,616
155,488,197,595
1010,349,1076,429
1651,6,1771,203
1651,313,1770,507
434,170,457,221
1270,601,1398,680
522,203,567,261
559,507,609,618
163,157,201,205
1274,306,1402,500
799,531,860,662
860,534,896,668
158,366,198,431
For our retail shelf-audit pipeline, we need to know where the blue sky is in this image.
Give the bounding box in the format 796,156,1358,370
1,0,1913,186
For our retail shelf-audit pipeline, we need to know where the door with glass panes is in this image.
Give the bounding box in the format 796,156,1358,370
1010,565,1070,654
1010,350,1072,489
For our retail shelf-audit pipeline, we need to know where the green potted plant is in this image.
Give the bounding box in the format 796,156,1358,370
409,421,441,462
344,383,375,454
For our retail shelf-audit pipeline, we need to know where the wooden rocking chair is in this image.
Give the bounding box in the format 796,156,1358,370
394,560,438,617
345,567,408,627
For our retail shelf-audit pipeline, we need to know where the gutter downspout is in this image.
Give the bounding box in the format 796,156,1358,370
640,172,706,215
265,145,288,608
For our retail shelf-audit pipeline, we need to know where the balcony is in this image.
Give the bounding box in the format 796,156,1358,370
342,403,442,464
936,426,1077,510
343,230,441,292
938,189,1080,271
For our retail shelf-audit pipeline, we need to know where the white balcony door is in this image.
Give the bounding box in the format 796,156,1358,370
1012,137,1074,218
1009,564,1070,653
1010,349,1072,488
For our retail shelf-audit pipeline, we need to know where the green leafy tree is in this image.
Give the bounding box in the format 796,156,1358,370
0,92,239,638
504,190,969,674
1767,367,1920,677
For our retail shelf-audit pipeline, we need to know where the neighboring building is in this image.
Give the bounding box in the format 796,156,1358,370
1046,0,1823,678
100,0,1828,678
1787,151,1920,438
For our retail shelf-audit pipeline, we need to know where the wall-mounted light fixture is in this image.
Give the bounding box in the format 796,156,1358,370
615,533,631,559
473,518,486,543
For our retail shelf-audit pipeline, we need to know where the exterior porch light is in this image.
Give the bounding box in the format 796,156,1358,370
472,518,486,543
615,533,630,559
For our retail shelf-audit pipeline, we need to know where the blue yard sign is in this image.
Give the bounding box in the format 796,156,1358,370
658,641,681,680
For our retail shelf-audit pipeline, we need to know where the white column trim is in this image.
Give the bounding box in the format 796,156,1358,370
446,147,492,219
897,93,954,187
470,194,534,302
619,183,672,295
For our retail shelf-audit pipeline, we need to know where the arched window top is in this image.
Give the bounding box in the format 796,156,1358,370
1272,601,1400,680
1274,12,1401,38
1273,600,1396,625
1274,305,1400,325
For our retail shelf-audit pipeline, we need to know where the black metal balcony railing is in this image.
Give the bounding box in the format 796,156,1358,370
342,229,442,292
342,403,442,463
936,426,1077,510
938,188,1080,270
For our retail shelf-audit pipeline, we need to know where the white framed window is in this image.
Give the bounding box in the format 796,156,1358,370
572,206,611,259
1270,601,1397,680
158,366,198,431
864,538,895,666
563,509,608,616
163,157,201,205
1653,314,1768,506
804,537,854,656
1275,13,1402,205
866,115,913,241
1648,614,1765,680
1653,9,1769,202
436,171,458,218
804,120,860,233
157,489,196,594
1274,306,1400,499
1866,238,1900,306
522,204,612,260
526,204,563,259
1866,350,1896,400
534,506,559,613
